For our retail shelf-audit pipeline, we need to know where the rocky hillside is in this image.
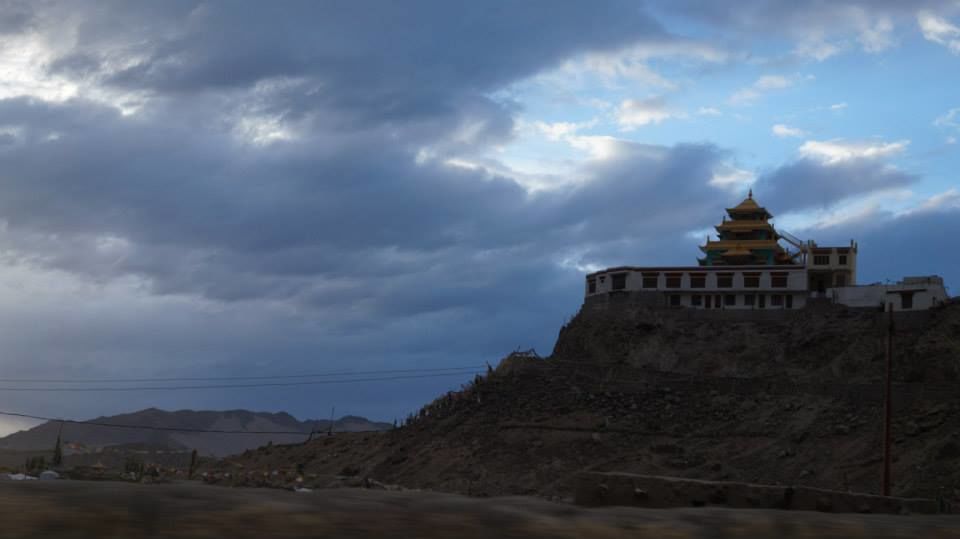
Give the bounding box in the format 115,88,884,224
212,302,960,503
555,299,960,383
0,408,391,457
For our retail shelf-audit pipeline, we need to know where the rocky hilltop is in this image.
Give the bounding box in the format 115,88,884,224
557,299,960,383
213,301,960,503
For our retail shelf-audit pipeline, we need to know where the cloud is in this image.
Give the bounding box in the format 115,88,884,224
772,124,806,138
830,102,848,110
858,16,896,52
797,139,909,164
615,97,680,130
754,139,916,212
935,107,960,128
566,135,628,160
39,2,668,122
710,165,756,189
563,39,731,89
729,75,794,104
579,53,678,90
657,1,960,58
532,119,596,141
794,36,844,61
917,11,960,54
756,75,794,90
697,107,722,116
909,188,960,214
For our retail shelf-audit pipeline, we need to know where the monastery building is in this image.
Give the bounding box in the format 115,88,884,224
585,192,948,312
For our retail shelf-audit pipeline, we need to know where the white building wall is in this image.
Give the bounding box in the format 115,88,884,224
827,276,949,311
585,266,808,310
586,267,948,311
828,286,884,308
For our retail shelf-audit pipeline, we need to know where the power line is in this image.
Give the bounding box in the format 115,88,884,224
0,365,485,384
0,371,483,392
0,410,385,435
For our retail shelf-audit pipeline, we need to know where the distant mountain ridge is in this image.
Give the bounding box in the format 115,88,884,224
0,408,391,457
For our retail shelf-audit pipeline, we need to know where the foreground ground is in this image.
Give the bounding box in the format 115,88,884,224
0,480,957,538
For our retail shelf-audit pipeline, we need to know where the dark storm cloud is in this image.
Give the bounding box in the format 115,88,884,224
45,0,665,125
0,95,730,309
754,158,916,214
0,0,33,34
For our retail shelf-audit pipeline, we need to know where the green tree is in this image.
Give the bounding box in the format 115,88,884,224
52,434,63,467
188,449,198,480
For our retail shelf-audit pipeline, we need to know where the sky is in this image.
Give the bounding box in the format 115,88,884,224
0,0,958,435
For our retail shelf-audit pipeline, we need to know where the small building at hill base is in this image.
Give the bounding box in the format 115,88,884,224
585,192,949,312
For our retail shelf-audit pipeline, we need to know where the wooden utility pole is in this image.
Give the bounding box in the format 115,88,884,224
882,302,894,496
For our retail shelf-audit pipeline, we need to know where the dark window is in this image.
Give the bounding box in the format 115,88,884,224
717,273,733,288
901,292,914,310
835,274,846,287
611,273,627,290
758,294,766,308
744,294,755,307
814,254,830,265
771,273,788,288
690,274,706,288
691,294,702,306
744,273,760,288
670,294,681,307
725,294,736,306
771,294,783,306
665,273,682,288
838,255,848,265
786,295,794,309
704,295,712,309
588,279,596,294
642,273,659,288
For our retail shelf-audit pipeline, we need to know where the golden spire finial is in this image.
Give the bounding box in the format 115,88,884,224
748,188,753,199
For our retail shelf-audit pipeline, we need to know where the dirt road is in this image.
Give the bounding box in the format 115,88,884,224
0,480,957,538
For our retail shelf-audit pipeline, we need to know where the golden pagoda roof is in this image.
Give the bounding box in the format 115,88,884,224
723,244,753,257
725,190,773,218
700,239,784,251
729,196,760,211
715,220,776,231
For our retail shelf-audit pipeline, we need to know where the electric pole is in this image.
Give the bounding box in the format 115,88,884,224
882,301,893,496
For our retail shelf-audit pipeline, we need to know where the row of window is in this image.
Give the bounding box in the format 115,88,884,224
668,293,795,309
590,271,791,293
812,254,849,266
